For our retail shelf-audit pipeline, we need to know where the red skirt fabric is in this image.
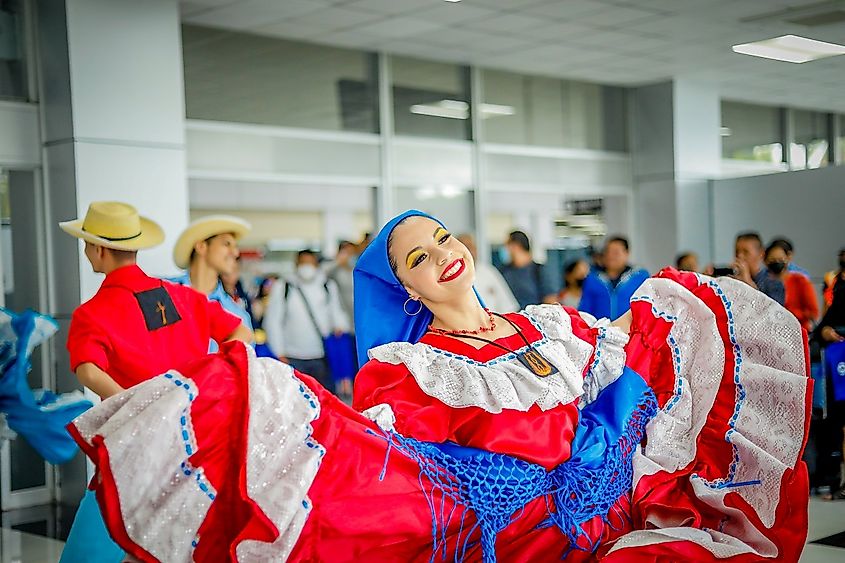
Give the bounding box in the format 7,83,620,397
68,270,810,562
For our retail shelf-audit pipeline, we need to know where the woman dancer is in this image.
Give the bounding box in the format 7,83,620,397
69,210,810,562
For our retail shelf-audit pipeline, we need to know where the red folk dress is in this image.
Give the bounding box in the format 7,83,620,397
69,270,810,562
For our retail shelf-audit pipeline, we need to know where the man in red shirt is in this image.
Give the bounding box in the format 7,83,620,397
58,201,251,561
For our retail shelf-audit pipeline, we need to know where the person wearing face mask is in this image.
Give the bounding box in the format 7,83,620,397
731,231,785,305
557,258,589,308
765,240,818,331
264,249,350,393
67,210,811,562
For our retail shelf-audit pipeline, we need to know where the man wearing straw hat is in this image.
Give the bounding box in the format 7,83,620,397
169,215,254,351
58,201,252,562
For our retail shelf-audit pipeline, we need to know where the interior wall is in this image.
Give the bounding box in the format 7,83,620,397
711,164,845,280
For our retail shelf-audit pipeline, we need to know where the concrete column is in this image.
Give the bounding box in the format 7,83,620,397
35,0,188,502
630,79,720,272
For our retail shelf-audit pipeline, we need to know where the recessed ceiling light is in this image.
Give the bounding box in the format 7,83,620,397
732,34,845,63
409,100,516,120
444,0,462,3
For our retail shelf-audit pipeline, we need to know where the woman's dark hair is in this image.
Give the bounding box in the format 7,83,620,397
564,259,587,277
386,216,414,277
769,237,794,254
765,239,791,258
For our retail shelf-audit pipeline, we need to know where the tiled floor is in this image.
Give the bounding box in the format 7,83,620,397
1,498,843,562
0,527,63,563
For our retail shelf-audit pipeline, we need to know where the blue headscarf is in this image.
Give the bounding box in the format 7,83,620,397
353,210,441,366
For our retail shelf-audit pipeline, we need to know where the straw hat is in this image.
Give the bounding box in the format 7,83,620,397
173,215,251,269
59,201,164,251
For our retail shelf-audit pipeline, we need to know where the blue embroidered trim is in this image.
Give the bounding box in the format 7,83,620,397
630,296,685,413
162,372,218,505
369,389,658,563
585,327,608,385
693,279,754,490
294,374,325,500
636,280,759,490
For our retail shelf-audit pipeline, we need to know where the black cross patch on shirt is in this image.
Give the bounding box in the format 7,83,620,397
134,286,182,331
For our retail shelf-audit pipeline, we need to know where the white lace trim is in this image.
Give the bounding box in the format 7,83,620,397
625,275,807,556
235,348,325,562
72,372,212,563
362,403,396,432
71,348,325,563
581,318,628,407
368,305,594,413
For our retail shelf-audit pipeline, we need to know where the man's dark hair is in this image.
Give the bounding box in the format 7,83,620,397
735,231,763,249
605,236,629,252
675,252,694,268
337,240,354,253
769,237,794,254
189,234,221,265
507,231,531,252
104,248,138,262
297,249,318,262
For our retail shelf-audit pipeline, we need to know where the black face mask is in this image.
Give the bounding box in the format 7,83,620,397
767,261,787,275
840,259,845,271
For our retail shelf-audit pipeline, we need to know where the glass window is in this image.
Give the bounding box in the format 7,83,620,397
391,55,471,141
721,101,783,163
481,69,628,151
0,0,28,101
791,110,830,170
182,25,379,133
396,185,475,235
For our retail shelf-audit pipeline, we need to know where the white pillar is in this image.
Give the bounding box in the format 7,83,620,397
36,0,188,501
630,79,720,271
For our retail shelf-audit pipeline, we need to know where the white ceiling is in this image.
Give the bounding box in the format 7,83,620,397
180,0,845,113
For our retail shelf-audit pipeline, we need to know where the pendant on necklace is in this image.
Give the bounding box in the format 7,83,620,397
516,348,558,377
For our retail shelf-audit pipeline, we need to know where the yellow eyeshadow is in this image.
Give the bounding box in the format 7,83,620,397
406,250,424,269
434,227,448,239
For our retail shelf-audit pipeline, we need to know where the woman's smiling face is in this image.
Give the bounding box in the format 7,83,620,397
388,216,476,303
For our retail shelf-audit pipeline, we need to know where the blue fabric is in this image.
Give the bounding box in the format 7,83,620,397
166,273,253,352
60,489,124,563
0,308,92,464
825,341,845,402
376,367,656,562
323,333,357,381
578,268,650,321
353,211,443,366
788,262,811,279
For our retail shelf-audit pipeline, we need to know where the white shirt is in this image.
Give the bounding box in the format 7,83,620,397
473,262,520,314
264,273,350,360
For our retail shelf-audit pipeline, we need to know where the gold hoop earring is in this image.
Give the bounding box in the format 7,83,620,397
403,297,423,316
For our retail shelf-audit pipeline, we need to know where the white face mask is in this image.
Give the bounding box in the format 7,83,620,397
297,263,318,281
